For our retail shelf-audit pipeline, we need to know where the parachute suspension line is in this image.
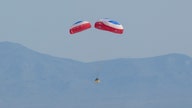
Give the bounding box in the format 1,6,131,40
94,64,102,83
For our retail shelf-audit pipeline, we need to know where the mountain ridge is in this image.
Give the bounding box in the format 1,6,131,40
1,41,191,63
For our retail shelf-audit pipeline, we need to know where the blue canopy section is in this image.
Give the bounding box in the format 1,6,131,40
73,21,83,25
108,20,120,25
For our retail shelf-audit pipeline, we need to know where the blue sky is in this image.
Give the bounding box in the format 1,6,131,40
0,0,192,62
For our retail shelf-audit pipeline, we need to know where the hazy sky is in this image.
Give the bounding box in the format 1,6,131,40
0,0,192,62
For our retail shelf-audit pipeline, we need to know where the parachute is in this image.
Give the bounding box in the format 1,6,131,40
69,21,91,34
69,18,124,34
69,18,124,83
94,18,124,34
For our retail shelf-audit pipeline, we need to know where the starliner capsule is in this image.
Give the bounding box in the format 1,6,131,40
69,21,91,34
94,18,124,34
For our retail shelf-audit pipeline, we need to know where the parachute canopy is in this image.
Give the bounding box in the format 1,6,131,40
69,21,91,34
94,18,124,34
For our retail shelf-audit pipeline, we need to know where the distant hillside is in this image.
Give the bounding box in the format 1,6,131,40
0,41,192,108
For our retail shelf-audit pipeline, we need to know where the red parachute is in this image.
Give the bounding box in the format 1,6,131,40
69,21,91,34
94,18,124,34
69,18,124,35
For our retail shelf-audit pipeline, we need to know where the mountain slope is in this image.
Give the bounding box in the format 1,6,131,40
0,42,192,108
